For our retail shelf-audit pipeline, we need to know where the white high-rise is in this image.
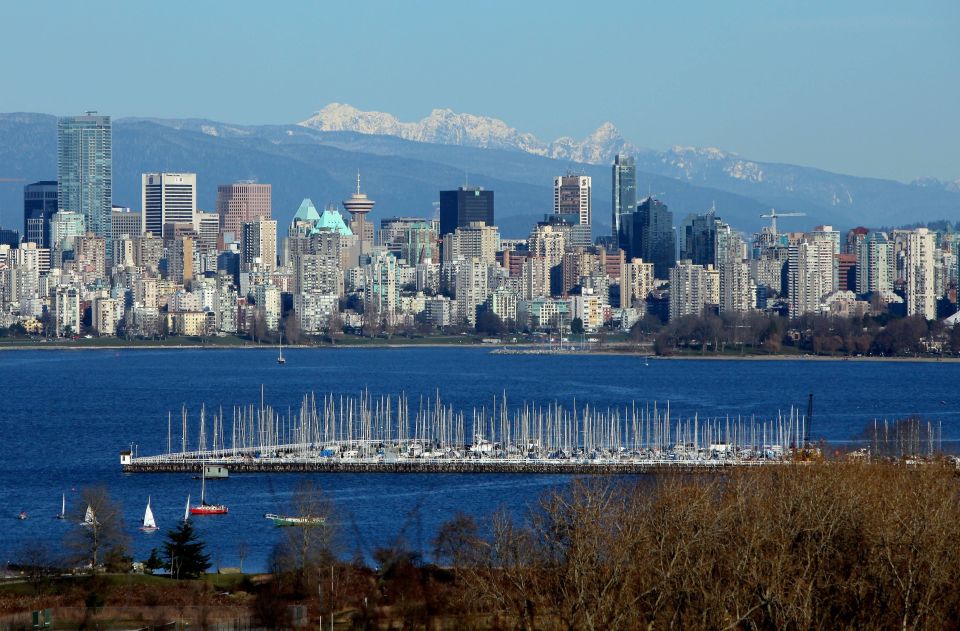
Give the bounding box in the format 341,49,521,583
142,173,197,237
788,237,836,317
855,232,894,295
669,260,707,321
905,228,935,319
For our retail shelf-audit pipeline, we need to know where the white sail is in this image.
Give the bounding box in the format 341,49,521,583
83,504,96,526
60,494,65,518
184,494,190,521
143,497,157,529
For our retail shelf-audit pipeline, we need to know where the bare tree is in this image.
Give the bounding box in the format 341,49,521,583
65,486,129,573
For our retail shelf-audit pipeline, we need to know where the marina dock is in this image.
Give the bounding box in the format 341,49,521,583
121,389,814,474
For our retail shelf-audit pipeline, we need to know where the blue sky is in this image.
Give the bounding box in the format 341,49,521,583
1,1,957,182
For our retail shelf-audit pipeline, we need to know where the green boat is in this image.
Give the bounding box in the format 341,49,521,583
264,513,326,527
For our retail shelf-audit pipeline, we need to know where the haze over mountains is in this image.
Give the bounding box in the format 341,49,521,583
0,105,956,238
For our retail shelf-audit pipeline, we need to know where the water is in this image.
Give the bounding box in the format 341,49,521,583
1,347,957,571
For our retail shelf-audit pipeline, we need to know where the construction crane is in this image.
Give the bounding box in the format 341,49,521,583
0,178,27,183
760,208,805,235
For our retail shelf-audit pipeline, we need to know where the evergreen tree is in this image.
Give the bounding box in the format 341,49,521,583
162,521,211,579
144,548,165,574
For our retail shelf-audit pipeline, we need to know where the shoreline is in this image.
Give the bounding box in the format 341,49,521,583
0,340,955,362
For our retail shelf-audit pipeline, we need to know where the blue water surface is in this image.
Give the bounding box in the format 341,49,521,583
0,347,956,571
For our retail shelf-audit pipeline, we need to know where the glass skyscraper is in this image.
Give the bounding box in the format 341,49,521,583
612,154,636,242
57,114,112,238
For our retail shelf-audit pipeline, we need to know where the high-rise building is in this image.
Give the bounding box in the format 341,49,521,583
612,155,636,241
442,222,500,264
669,260,707,321
240,218,277,272
788,238,835,317
905,228,935,320
553,174,592,247
628,197,675,279
49,211,86,267
216,182,272,244
74,232,107,281
58,114,112,238
142,173,197,237
620,258,655,310
167,235,195,285
379,217,425,256
195,212,221,255
856,231,894,296
680,209,721,267
439,186,494,237
23,181,58,247
716,225,753,313
111,206,143,240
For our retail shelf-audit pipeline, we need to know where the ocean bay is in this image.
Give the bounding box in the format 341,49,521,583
1,347,957,571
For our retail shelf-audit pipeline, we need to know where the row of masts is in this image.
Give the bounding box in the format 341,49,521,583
157,388,809,461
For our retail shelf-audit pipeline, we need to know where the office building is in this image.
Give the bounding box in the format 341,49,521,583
111,207,143,240
216,182,272,244
58,114,112,238
142,173,197,237
626,197,675,279
439,186,494,237
554,174,592,247
612,155,636,241
23,181,58,247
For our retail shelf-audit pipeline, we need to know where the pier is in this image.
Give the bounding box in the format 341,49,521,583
121,389,814,474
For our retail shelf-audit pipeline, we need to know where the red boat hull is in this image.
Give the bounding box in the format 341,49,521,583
190,505,228,515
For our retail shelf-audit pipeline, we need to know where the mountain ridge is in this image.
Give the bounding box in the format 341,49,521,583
0,110,957,239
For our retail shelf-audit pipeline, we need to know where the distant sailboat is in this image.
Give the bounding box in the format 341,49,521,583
277,332,286,364
184,495,191,522
57,494,65,520
82,504,97,528
140,496,158,532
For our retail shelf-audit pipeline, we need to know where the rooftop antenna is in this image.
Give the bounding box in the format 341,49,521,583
464,168,469,188
356,169,361,195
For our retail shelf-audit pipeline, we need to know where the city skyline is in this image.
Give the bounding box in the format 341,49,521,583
0,2,956,182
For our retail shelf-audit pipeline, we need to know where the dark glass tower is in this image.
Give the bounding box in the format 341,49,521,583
439,187,494,237
612,154,635,242
626,197,675,279
23,180,58,247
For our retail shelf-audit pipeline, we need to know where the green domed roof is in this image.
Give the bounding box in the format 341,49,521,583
317,206,353,236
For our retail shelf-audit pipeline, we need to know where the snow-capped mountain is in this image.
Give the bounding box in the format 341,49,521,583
299,103,638,165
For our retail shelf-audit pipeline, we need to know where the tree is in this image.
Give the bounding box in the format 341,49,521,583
65,486,129,572
144,548,165,574
283,310,302,345
475,310,505,336
570,317,585,335
271,480,338,595
163,520,211,579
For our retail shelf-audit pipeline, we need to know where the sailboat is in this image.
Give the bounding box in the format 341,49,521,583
82,504,97,528
183,495,190,522
277,331,286,364
190,468,228,515
140,496,158,532
57,494,65,520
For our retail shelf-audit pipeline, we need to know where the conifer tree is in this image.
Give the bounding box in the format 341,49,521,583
162,520,211,579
